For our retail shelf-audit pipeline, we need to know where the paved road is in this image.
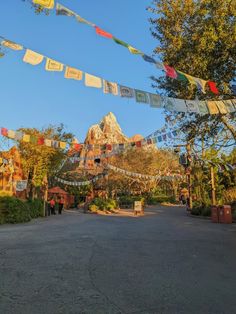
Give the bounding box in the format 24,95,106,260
0,206,236,314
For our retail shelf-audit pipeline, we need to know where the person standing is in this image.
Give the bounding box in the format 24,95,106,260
50,198,56,215
58,197,64,214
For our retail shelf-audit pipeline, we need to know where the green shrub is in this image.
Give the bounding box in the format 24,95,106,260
0,196,31,224
201,207,211,217
191,207,201,216
90,198,118,211
232,210,236,221
27,199,44,218
119,196,145,208
147,195,170,205
89,204,99,213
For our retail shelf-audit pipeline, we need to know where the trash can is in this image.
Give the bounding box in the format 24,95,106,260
211,205,219,223
218,205,232,224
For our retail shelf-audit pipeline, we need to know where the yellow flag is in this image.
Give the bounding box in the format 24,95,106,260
64,67,83,80
45,139,52,147
23,134,30,142
23,49,44,66
128,45,143,55
1,40,23,51
85,73,102,88
59,141,67,149
184,74,197,85
207,101,219,114
215,101,228,114
7,130,15,139
45,58,63,72
33,0,54,9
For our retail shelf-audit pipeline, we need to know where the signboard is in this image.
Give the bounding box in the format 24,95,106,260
134,201,143,212
16,180,28,191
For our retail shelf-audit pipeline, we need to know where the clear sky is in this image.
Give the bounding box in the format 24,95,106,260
0,0,165,142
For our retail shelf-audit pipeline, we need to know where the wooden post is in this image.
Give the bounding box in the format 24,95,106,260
210,166,216,206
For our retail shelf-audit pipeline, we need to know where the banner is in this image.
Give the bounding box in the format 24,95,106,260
1,34,236,115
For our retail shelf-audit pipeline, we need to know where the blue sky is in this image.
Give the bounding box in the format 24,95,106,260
0,0,165,142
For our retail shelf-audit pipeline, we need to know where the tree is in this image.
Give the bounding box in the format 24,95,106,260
17,125,74,199
148,0,236,144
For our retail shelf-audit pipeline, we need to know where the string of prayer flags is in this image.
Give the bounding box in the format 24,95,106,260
85,73,102,88
1,34,236,115
23,49,44,66
1,40,23,51
33,0,54,9
55,173,106,186
52,3,225,94
65,66,83,80
45,58,63,72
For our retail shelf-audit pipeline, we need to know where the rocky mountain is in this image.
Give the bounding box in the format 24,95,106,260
78,112,143,169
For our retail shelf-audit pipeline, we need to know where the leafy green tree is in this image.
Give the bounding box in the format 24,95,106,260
148,0,236,143
17,124,74,199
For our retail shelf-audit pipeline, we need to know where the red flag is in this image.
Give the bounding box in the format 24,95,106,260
208,81,219,94
1,127,8,136
37,137,45,145
164,64,177,79
95,26,113,39
136,141,142,148
73,143,81,151
106,144,112,150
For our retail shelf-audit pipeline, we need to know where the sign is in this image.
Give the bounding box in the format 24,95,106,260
16,180,28,191
134,201,143,213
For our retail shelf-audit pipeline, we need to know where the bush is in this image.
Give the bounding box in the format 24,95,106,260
191,207,201,216
89,198,118,211
146,195,173,205
89,204,99,213
201,207,211,217
0,196,31,224
27,199,44,218
118,196,145,208
232,210,236,221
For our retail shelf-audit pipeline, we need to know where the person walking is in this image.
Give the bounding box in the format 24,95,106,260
50,198,56,215
58,197,64,214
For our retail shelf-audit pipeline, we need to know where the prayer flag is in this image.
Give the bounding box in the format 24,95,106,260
198,101,209,115
45,139,52,147
185,100,200,114
155,61,165,70
135,89,149,104
119,85,134,98
1,40,23,51
64,66,83,80
73,143,81,151
142,55,156,64
95,26,113,39
56,3,75,16
136,141,142,148
30,135,37,144
23,49,44,66
164,98,187,112
15,131,23,141
106,144,112,151
208,81,219,94
176,70,188,82
59,142,66,149
194,78,207,94
7,130,15,139
85,73,102,88
147,139,152,145
33,0,54,9
149,93,162,108
184,74,197,85
45,58,63,72
23,134,30,143
164,65,177,79
207,101,219,114
127,46,143,55
38,137,45,145
103,80,118,95
223,100,235,113
1,128,8,136
76,15,94,26
113,37,129,48
215,101,228,114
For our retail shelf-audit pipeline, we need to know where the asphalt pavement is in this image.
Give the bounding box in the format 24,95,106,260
0,205,236,314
